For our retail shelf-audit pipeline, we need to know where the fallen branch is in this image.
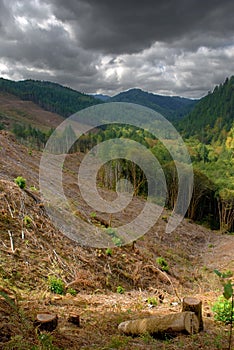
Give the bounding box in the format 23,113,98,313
4,196,14,218
143,264,181,302
8,230,15,253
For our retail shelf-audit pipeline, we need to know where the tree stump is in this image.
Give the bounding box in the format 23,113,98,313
182,297,203,331
67,313,80,326
118,311,199,336
35,313,58,332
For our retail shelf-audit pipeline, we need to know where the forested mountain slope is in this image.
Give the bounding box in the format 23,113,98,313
176,76,234,233
179,76,234,144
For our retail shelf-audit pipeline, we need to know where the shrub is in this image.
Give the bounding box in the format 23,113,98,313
24,215,32,227
116,285,125,294
212,296,234,324
30,185,38,191
147,297,158,306
105,248,113,256
156,257,169,272
214,269,234,350
105,228,123,247
67,288,77,296
14,176,26,189
48,276,65,295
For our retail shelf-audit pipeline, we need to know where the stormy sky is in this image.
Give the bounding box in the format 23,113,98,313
0,0,234,98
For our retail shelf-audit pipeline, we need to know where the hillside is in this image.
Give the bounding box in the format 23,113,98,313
110,88,197,121
0,130,234,349
179,76,234,143
0,91,63,131
0,90,66,150
0,78,102,118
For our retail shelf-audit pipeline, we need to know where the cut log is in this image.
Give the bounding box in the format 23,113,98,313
182,297,203,331
67,313,80,326
118,311,199,336
35,313,58,332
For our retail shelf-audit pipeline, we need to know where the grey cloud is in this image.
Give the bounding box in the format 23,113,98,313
13,0,52,19
0,1,100,78
0,0,234,98
0,0,17,37
47,0,234,54
91,42,234,98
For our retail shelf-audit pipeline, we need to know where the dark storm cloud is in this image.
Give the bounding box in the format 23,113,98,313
47,0,234,54
0,0,234,97
0,0,17,37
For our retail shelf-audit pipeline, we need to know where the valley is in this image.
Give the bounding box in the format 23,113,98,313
0,77,234,349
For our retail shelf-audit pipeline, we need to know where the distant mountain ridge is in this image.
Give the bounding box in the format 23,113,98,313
93,93,111,101
1,76,234,141
0,78,197,122
108,88,198,121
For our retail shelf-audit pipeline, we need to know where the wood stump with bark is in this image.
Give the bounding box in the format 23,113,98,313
182,297,203,331
35,313,58,332
118,311,199,336
68,313,80,326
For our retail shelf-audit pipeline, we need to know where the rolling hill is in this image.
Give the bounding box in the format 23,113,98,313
109,88,198,121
